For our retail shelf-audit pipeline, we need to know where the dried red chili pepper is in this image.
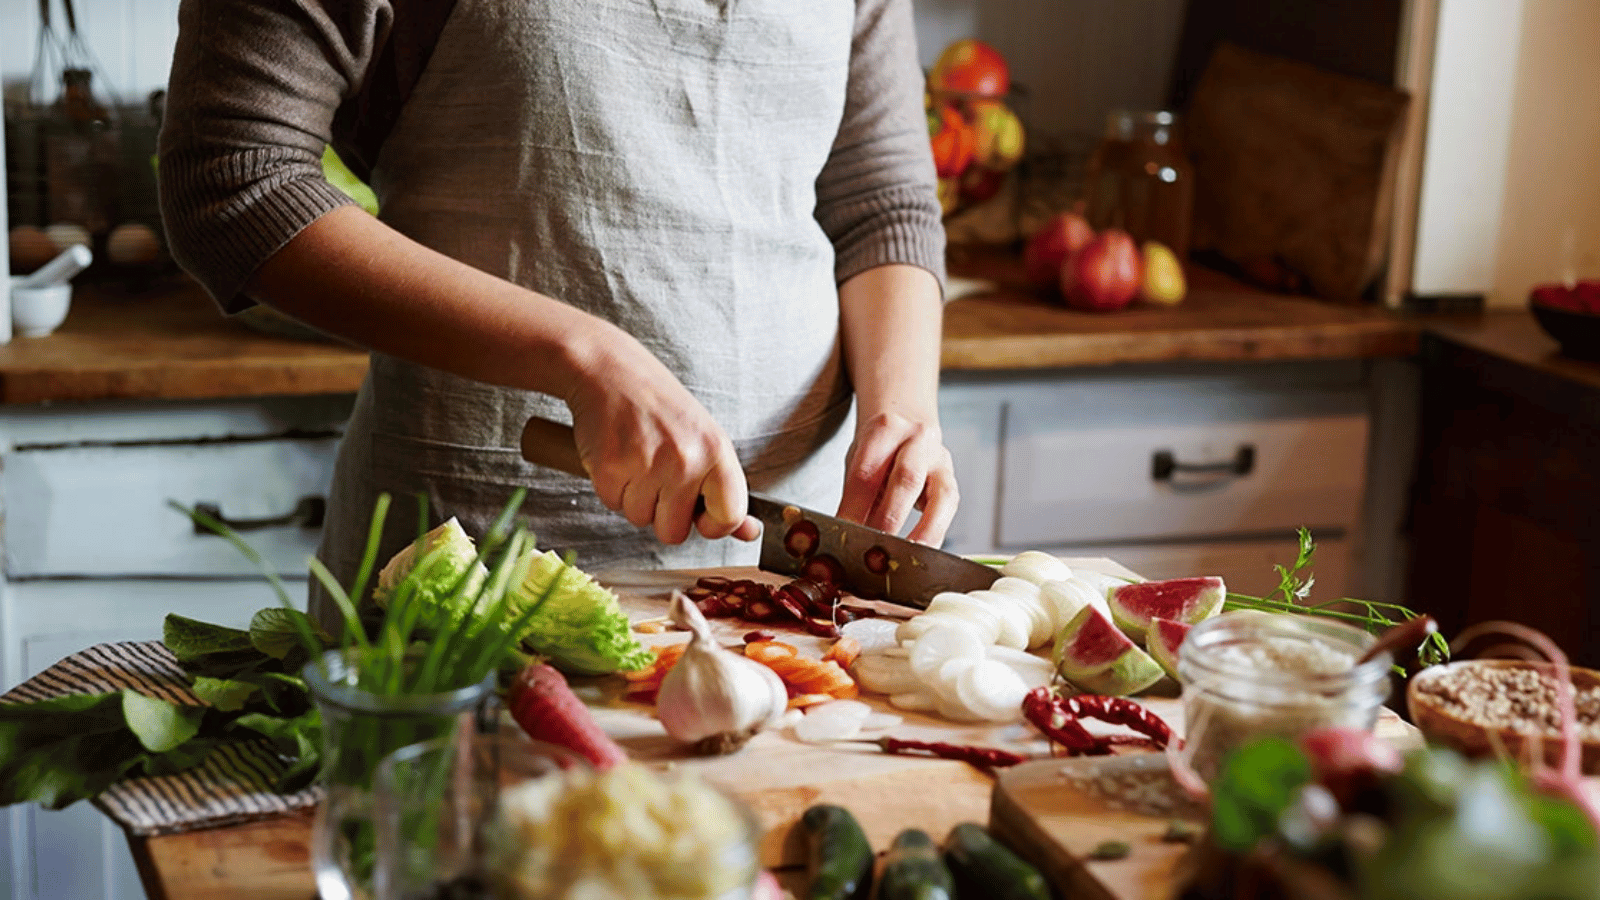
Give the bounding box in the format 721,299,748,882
1022,687,1107,755
875,737,1028,769
1070,694,1173,749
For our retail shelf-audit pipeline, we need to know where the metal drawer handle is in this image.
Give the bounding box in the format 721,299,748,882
1151,445,1256,483
192,496,326,534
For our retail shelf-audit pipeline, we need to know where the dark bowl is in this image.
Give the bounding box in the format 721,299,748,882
1531,303,1600,361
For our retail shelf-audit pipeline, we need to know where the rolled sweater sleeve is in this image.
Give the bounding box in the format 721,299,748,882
158,0,391,312
814,0,946,293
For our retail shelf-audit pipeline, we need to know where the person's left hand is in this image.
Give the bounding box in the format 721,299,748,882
835,410,958,545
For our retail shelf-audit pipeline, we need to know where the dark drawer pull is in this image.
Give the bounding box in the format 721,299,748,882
192,496,326,534
1152,445,1255,483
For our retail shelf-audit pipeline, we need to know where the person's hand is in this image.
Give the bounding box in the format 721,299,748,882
835,410,958,545
564,327,760,546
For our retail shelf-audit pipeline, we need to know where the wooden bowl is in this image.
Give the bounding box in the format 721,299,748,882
1406,658,1600,775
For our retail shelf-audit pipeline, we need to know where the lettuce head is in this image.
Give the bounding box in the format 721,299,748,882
509,550,654,676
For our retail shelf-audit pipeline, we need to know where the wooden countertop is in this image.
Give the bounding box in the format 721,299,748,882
4,255,1593,406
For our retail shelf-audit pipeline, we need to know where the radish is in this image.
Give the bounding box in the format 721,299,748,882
985,644,1056,689
507,661,629,770
909,623,986,681
1052,605,1165,696
838,617,902,653
1000,550,1073,585
966,589,1031,649
793,699,874,743
889,691,937,711
851,650,921,695
922,592,1005,645
955,659,1029,722
1040,578,1104,632
1108,576,1225,643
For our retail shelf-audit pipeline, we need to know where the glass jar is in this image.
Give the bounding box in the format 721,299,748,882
304,649,497,900
1082,109,1194,260
1175,610,1391,783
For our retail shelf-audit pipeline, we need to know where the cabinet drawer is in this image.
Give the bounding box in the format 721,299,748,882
998,400,1368,547
4,437,339,578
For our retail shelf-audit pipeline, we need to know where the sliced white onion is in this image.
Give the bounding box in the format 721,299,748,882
1040,578,1102,633
860,712,904,731
896,611,973,644
852,650,922,695
1070,569,1136,612
955,659,1030,723
839,617,903,653
1000,550,1073,585
923,593,1003,645
967,590,1032,650
889,691,936,711
931,656,979,705
793,699,874,744
909,622,987,681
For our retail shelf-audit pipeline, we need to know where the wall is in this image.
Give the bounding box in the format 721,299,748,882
1,0,181,105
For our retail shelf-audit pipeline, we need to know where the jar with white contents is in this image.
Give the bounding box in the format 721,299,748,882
1175,611,1391,782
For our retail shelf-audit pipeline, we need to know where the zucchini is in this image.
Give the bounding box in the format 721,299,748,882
801,803,874,900
877,829,956,900
942,822,1052,900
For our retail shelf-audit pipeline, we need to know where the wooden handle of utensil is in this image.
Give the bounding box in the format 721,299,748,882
519,416,588,479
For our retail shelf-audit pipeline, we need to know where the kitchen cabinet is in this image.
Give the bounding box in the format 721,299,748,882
0,393,354,900
937,358,1405,602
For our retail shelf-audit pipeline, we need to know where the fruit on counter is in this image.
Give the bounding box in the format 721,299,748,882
927,38,1010,99
966,98,1025,170
1107,575,1226,643
928,104,975,179
1145,616,1192,681
802,803,876,900
1531,279,1600,314
8,225,58,273
957,164,1007,205
1022,210,1095,287
1139,239,1187,306
1060,227,1144,312
1052,605,1165,696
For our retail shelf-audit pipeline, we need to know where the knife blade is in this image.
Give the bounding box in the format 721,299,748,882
519,416,998,608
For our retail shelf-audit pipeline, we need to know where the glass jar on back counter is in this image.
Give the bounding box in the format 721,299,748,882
1082,110,1194,260
1175,611,1391,783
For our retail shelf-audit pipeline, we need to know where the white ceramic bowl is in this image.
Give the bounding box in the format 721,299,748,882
9,278,72,338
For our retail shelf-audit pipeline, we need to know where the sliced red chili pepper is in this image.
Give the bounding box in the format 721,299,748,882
783,520,820,558
876,737,1027,769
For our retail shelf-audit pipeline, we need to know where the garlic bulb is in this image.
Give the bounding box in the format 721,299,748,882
657,591,789,754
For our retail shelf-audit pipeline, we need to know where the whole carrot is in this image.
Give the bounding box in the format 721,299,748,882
507,662,628,770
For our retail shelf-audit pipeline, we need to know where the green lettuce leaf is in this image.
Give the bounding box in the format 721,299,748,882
509,550,653,675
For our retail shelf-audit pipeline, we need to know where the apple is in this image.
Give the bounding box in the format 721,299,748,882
958,165,1007,205
966,99,1025,171
928,104,975,178
1139,240,1187,306
1060,228,1143,312
1023,211,1095,288
928,39,1010,99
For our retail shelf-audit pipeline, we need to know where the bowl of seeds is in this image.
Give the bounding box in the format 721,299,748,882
1407,658,1600,775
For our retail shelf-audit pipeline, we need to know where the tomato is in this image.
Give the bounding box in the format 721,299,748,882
928,39,1010,99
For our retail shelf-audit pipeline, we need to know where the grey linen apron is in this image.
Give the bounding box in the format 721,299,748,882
312,0,860,628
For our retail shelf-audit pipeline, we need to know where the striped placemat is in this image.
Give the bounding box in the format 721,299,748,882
0,641,320,836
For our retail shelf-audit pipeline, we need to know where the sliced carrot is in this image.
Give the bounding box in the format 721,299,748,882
822,636,862,669
787,692,835,709
743,640,799,664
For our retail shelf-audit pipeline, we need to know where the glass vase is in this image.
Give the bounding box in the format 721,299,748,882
303,648,497,900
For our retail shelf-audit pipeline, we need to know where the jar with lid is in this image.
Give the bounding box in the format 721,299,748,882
43,67,120,239
1174,610,1391,783
1082,110,1194,260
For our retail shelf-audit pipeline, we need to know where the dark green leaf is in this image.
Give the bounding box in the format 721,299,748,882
164,614,273,679
1208,737,1312,852
249,607,326,672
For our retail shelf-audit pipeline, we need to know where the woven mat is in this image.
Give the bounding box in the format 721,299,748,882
0,641,320,836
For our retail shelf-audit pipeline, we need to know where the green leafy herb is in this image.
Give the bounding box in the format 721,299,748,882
1223,527,1450,671
1208,736,1313,852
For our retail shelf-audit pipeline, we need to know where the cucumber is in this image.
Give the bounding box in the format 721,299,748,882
942,822,1052,900
876,829,956,900
802,804,874,900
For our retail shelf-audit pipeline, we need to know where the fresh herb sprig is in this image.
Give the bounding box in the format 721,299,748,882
1222,527,1450,671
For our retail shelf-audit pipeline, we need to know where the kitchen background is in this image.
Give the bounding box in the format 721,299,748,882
3,0,1597,308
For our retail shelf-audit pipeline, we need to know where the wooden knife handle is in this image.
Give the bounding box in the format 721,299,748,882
519,416,588,479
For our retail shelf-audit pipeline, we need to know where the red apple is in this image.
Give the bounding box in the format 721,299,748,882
1060,228,1143,312
1023,211,1095,288
928,39,1010,99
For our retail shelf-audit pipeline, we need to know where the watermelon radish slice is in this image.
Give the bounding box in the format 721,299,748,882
1108,576,1225,643
1145,616,1192,681
1051,605,1165,697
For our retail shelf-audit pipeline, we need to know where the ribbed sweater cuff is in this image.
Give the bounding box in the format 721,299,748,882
828,184,948,298
160,148,357,314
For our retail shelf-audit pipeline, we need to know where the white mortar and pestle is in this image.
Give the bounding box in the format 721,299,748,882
9,243,93,338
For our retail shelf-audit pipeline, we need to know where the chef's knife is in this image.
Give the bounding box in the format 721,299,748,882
519,416,998,608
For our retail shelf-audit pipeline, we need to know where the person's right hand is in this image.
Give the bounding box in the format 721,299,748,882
563,326,760,546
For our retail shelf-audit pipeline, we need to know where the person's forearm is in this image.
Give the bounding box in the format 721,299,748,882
838,263,944,425
247,206,614,401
